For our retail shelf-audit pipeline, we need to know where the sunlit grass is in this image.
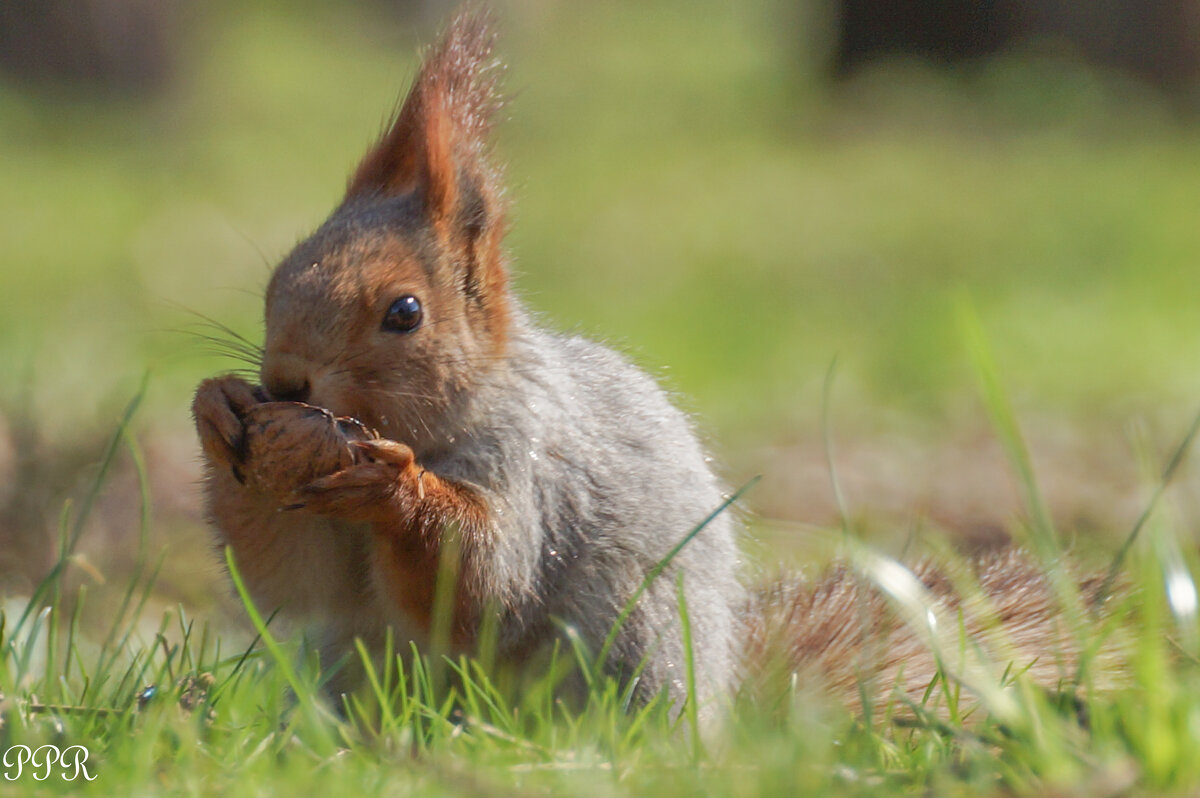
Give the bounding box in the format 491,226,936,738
1,359,1199,796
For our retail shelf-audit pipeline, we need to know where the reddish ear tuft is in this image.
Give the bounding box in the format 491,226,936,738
345,9,511,346
345,9,504,219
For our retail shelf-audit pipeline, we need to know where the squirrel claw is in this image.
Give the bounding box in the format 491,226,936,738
351,439,415,468
291,462,403,520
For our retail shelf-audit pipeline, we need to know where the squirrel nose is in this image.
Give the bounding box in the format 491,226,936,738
262,354,312,403
268,379,310,404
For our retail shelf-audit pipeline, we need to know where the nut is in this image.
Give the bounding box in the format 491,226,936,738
239,401,376,497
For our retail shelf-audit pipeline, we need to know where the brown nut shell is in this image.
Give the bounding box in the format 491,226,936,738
239,401,376,497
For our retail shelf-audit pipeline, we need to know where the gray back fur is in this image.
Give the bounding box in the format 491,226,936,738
425,307,743,708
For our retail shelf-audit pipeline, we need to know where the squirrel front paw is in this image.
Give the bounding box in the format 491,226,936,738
192,375,262,480
193,375,377,501
290,439,420,522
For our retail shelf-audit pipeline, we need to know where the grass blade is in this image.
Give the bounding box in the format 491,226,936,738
592,477,759,683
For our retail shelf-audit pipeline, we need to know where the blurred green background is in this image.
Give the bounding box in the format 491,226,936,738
4,0,1200,607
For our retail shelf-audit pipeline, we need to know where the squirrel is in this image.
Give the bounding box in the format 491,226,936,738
192,10,1103,717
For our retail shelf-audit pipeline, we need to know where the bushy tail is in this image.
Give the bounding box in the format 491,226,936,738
740,548,1116,718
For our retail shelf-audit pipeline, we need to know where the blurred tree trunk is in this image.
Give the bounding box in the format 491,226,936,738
829,0,1200,94
0,0,182,95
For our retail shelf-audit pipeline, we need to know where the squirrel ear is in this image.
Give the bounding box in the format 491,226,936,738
344,11,504,243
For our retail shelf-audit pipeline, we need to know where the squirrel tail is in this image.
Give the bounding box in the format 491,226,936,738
740,548,1115,718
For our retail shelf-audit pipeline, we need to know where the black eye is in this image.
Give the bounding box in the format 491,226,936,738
382,295,423,333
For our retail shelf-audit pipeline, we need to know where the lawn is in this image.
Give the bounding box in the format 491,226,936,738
4,0,1200,794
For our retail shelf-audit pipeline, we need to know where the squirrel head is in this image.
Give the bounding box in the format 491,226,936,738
260,11,510,450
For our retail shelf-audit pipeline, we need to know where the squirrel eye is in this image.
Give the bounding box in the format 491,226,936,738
382,295,423,333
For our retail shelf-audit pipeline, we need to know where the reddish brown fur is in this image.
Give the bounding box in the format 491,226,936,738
261,236,458,434
370,470,491,645
741,549,1116,717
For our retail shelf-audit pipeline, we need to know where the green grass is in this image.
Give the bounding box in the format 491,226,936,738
2,367,1200,797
